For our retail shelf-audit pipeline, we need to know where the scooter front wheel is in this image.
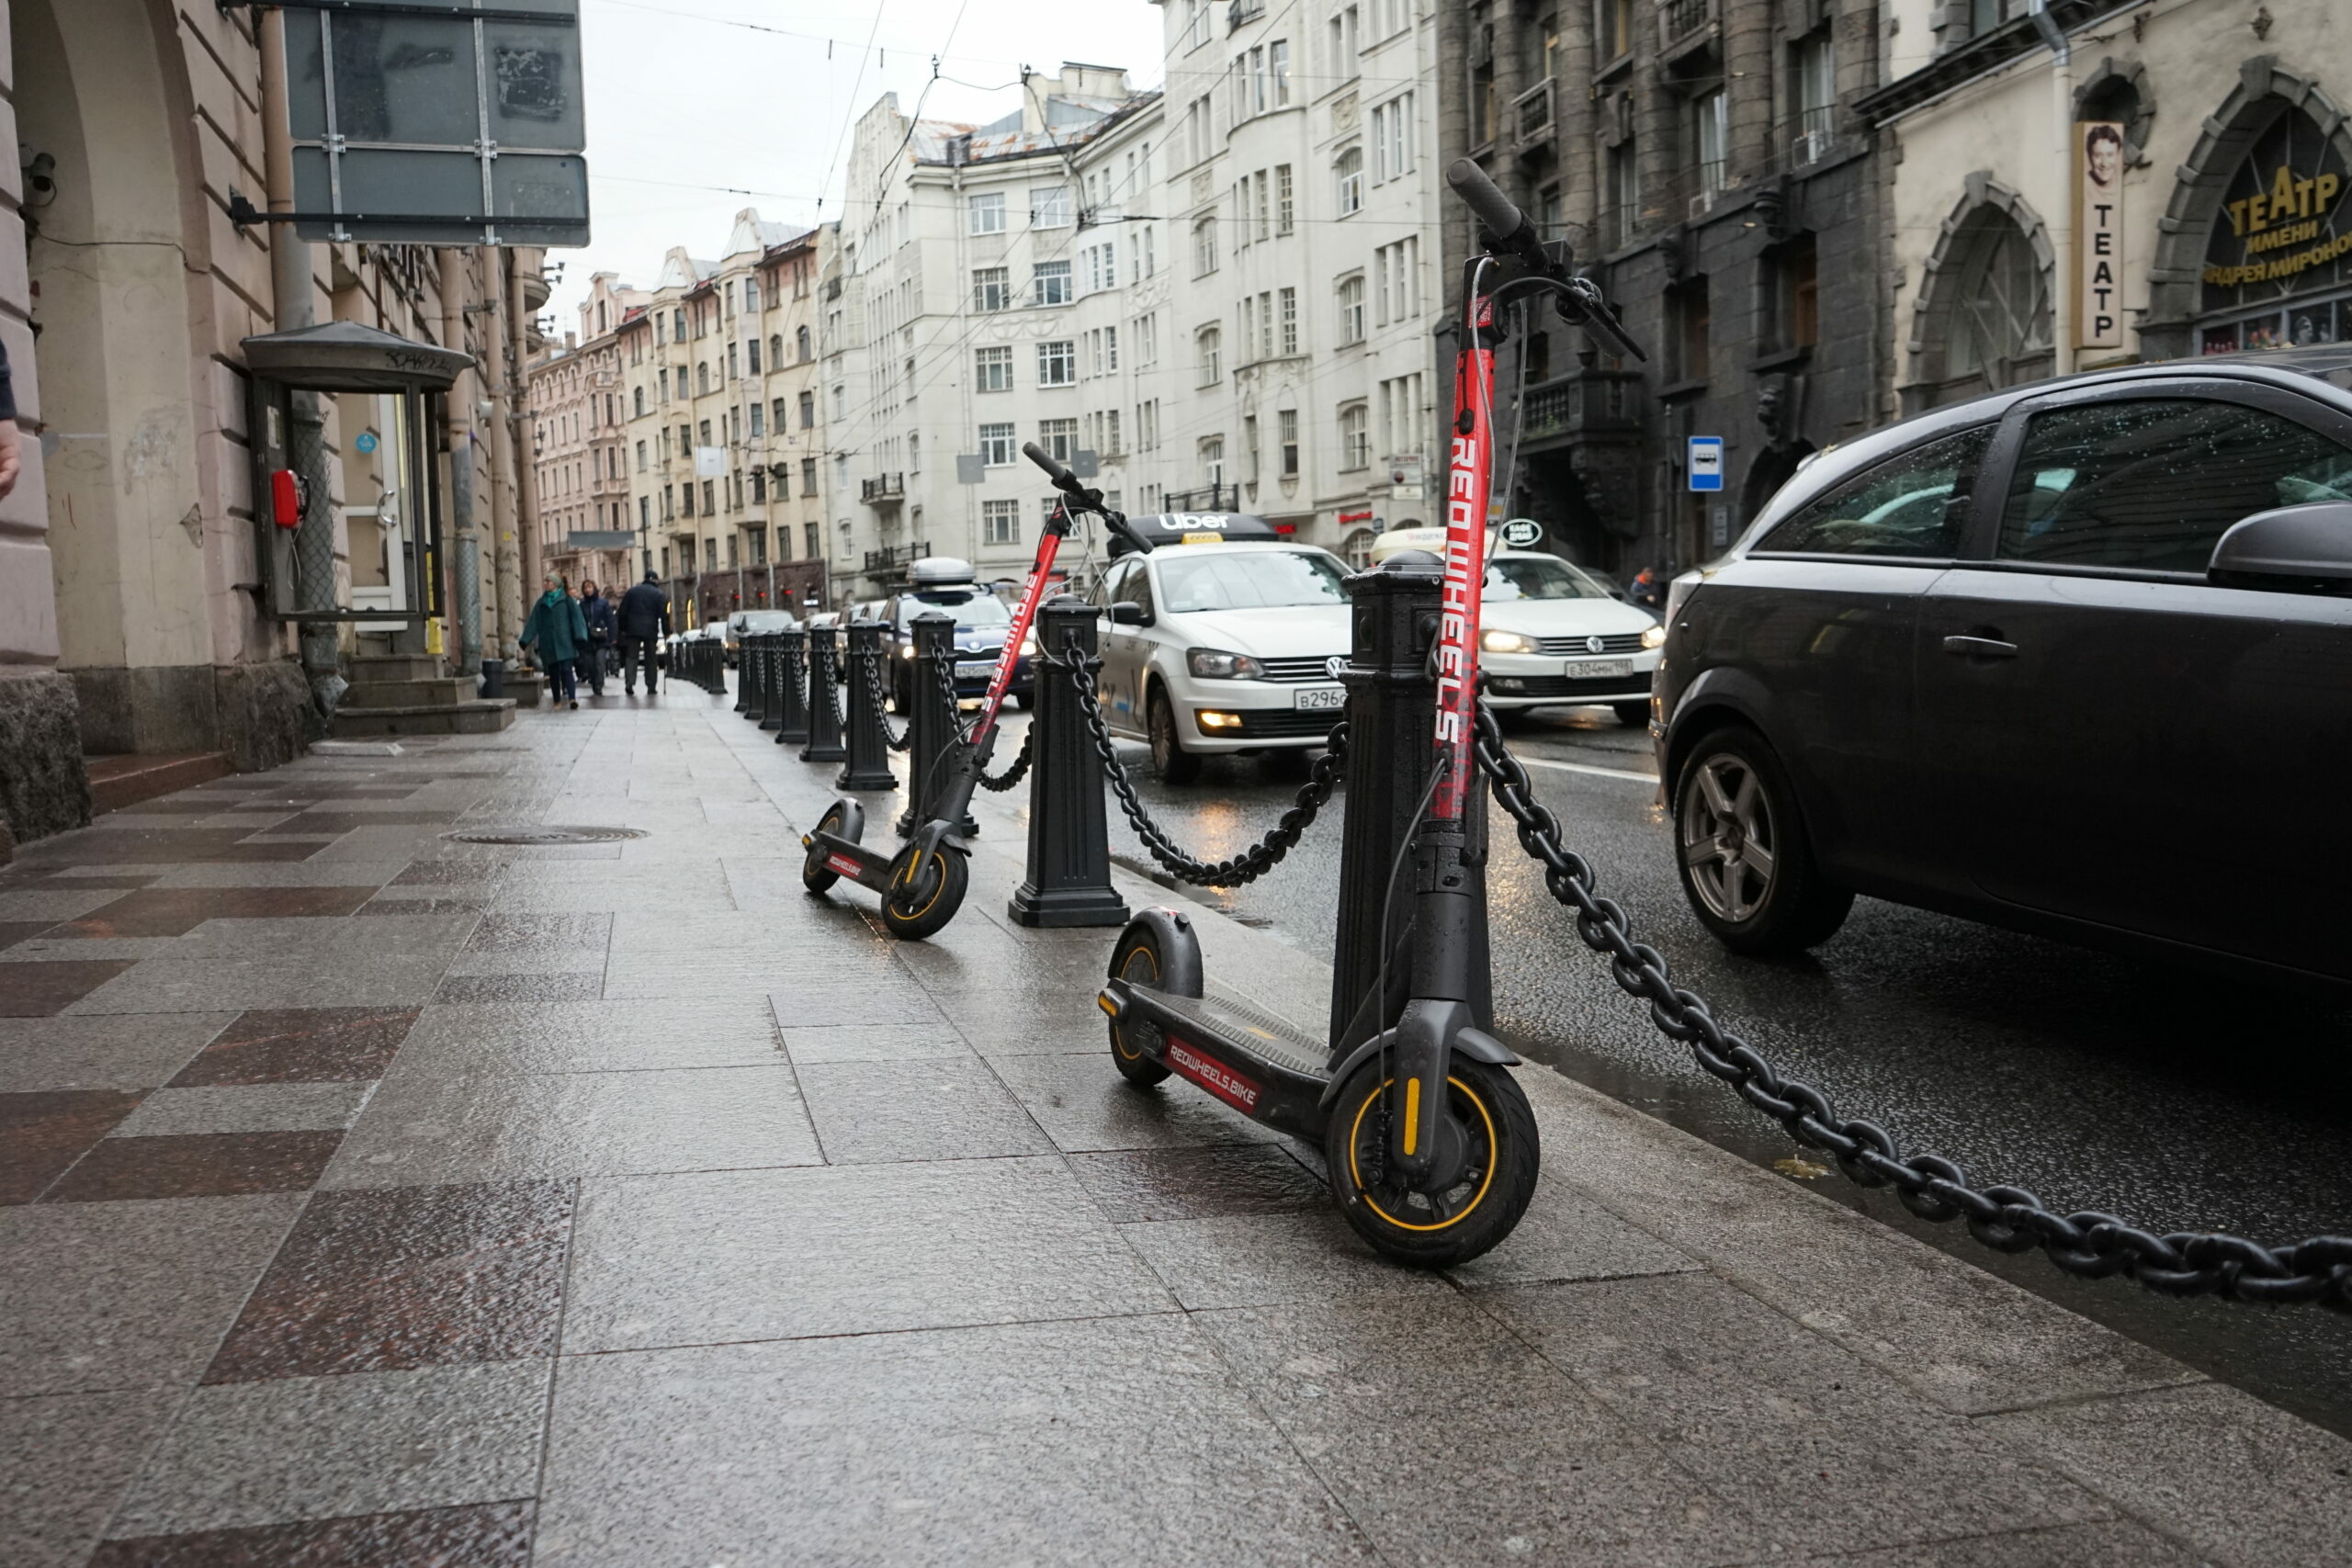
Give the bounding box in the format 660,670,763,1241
1323,1057,1539,1269
802,802,851,894
1103,926,1175,1088
880,843,967,940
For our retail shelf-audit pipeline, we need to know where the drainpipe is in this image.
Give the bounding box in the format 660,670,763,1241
481,245,520,650
438,248,482,675
509,250,542,598
2029,0,2075,376
258,6,345,721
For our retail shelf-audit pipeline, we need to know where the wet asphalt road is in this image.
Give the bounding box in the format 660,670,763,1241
1084,705,2352,1438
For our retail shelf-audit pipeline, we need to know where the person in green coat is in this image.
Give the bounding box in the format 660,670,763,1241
521,572,590,708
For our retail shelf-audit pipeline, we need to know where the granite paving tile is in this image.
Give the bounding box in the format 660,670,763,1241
112,1083,375,1138
105,1362,551,1539
562,1157,1173,1352
0,1089,147,1202
46,1133,345,1203
7,832,319,867
1119,1209,1453,1312
146,863,408,889
168,1009,418,1087
775,1022,971,1063
1442,1168,1699,1292
86,1500,536,1568
321,1064,819,1187
989,1050,1283,1153
1798,1521,2209,1567
1067,1145,1329,1224
390,862,504,886
0,1389,184,1568
766,985,951,1028
0,1195,306,1395
380,998,783,1077
431,974,604,1003
0,960,140,1016
65,956,454,1014
792,1057,1055,1163
1195,1295,1762,1567
206,1180,572,1383
0,1014,235,1094
51,887,380,940
534,1318,1373,1568
0,922,55,952
0,887,134,922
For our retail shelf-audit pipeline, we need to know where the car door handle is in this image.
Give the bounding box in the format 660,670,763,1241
1941,634,2019,659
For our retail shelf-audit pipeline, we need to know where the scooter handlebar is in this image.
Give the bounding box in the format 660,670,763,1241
1022,440,1076,490
1447,158,1550,275
1024,440,1153,553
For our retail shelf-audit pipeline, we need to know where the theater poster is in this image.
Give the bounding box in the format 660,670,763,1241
2077,120,2125,352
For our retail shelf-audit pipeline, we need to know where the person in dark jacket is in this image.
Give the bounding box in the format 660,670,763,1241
521,572,589,709
616,570,671,695
577,581,616,697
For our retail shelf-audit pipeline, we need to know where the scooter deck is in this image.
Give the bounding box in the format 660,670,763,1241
1107,981,1334,1143
807,828,895,896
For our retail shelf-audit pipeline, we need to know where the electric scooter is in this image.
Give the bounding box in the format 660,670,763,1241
800,444,1151,939
1093,161,1647,1266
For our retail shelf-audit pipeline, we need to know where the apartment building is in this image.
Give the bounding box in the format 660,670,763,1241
831,67,1162,595
531,272,650,593
619,214,832,625
1159,0,1444,568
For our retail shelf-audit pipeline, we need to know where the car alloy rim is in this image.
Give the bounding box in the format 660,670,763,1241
1679,754,1776,923
1151,699,1174,768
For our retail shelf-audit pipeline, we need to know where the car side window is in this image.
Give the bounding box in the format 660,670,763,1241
1093,561,1130,610
1998,397,2352,573
1124,562,1156,620
1754,426,1991,558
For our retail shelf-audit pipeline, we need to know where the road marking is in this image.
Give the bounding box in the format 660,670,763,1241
1510,754,1659,784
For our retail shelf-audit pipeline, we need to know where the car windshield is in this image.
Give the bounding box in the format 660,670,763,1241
1156,549,1349,613
1485,557,1612,602
899,589,1009,628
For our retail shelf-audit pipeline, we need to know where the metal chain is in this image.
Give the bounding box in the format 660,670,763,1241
818,644,846,732
862,652,911,750
977,728,1033,792
1060,644,1344,888
932,650,977,746
1469,697,2352,1311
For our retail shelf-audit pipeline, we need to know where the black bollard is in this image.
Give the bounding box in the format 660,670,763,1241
1326,553,1491,1055
749,633,770,717
897,612,974,836
733,632,752,713
798,626,848,762
775,629,808,744
759,634,785,731
1008,598,1128,928
836,623,899,791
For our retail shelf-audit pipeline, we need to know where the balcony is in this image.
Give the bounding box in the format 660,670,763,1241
1227,0,1265,30
862,541,933,578
1658,0,1717,60
1163,483,1240,513
1520,367,1645,446
1512,80,1555,158
860,473,905,505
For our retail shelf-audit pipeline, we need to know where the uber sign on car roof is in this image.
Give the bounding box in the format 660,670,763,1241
1110,513,1283,556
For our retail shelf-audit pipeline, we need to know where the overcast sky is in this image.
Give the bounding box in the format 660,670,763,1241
551,0,1167,331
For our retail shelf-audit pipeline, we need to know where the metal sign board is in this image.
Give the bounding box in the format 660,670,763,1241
694,446,726,478
280,0,590,246
956,454,987,484
567,530,636,548
1687,436,1724,492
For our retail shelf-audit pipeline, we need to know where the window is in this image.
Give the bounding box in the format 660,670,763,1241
1136,399,1160,452
1193,217,1218,277
1279,287,1298,355
1606,141,1639,248
768,333,782,367
1773,237,1819,352
749,402,764,437
1378,374,1423,459
1200,436,1225,485
1339,403,1370,470
798,390,816,428
1275,164,1295,233
1037,341,1077,387
1032,261,1073,307
705,537,718,571
831,385,846,421
1196,325,1222,386
1038,417,1078,464
1187,94,1215,166
979,423,1017,466
639,495,650,529
1279,409,1299,476
976,345,1013,392
1693,90,1729,203
1184,0,1211,51
1032,185,1073,229
1329,6,1360,79
1672,278,1711,382
969,192,1006,234
983,499,1020,545
797,325,812,361
1271,39,1291,107
750,469,766,504
973,266,1012,312
1135,312,1159,367
1371,95,1415,184
673,310,685,342
1596,0,1631,60
1758,427,1991,558
1374,239,1418,324
1998,400,2352,572
746,338,761,375
1337,275,1366,345
805,521,820,557
1336,147,1364,215
801,457,818,496
696,363,711,394
1792,30,1837,149
704,479,718,514
1082,241,1118,294
771,397,786,433
633,387,646,417
636,439,648,472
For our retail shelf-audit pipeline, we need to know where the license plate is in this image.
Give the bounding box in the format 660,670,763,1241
1294,687,1345,711
1566,659,1633,681
956,660,995,678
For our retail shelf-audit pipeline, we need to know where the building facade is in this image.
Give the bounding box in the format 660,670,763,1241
532,272,650,594
1440,0,1890,581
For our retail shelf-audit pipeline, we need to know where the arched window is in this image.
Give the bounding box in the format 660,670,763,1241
769,333,783,368
1910,193,2052,411
797,324,812,361
696,362,711,394
633,387,645,417
1340,527,1375,571
1336,147,1364,216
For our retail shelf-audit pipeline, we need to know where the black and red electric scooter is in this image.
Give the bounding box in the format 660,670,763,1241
801,444,1151,939
1093,162,1645,1265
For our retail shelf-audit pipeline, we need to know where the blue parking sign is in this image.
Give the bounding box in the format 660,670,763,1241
1688,436,1724,492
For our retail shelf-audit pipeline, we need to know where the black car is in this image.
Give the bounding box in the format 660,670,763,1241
876,559,1035,712
1656,348,2352,988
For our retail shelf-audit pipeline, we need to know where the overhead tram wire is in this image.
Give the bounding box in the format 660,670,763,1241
818,0,894,219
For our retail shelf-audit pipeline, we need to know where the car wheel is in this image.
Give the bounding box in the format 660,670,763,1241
1673,725,1852,955
1148,686,1203,784
1613,701,1651,728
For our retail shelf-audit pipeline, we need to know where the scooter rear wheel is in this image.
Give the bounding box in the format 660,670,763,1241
1103,927,1174,1088
1324,1058,1539,1268
880,843,967,941
802,803,850,894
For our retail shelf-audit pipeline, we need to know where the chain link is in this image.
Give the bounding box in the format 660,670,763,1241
1059,644,1344,887
863,651,911,750
978,728,1033,792
1469,697,2352,1311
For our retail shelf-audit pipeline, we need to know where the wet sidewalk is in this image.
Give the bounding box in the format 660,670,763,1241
3,684,2347,1567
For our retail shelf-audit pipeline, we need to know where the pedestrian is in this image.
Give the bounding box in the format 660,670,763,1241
616,569,671,696
578,579,615,698
521,571,588,709
0,338,19,502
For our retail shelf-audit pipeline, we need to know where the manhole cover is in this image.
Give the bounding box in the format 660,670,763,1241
442,826,649,845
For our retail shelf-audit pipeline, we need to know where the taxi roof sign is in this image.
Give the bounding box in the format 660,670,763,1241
1109,513,1283,557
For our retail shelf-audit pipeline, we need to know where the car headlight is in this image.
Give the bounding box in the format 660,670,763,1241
898,643,915,658
1481,629,1538,655
1019,632,1037,656
1641,624,1668,649
1186,648,1264,679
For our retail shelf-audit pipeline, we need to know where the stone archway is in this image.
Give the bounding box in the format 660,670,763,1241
1903,172,2057,414
2144,56,2352,360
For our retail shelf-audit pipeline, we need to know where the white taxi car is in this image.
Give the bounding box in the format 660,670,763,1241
1369,527,1664,726
1089,514,1349,782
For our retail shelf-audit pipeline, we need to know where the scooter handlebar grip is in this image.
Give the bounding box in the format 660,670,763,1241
1446,158,1526,243
1022,440,1078,491
1103,512,1153,554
